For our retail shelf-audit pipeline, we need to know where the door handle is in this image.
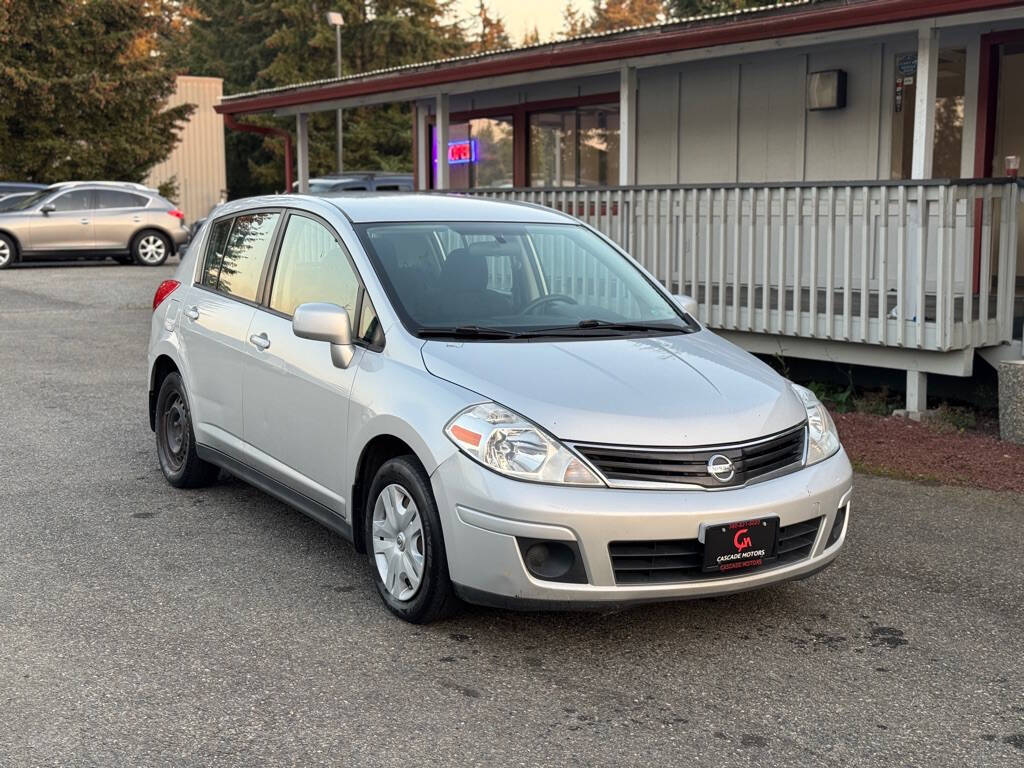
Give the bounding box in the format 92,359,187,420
80,218,89,225
249,332,271,351
184,305,199,320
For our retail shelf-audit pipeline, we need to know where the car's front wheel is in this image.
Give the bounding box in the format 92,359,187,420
133,230,171,266
0,233,16,269
155,372,219,488
363,456,460,623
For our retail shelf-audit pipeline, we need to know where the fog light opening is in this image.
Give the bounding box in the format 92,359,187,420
516,537,588,584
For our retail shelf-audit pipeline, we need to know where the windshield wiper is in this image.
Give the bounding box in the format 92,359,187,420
416,325,523,340
520,319,693,337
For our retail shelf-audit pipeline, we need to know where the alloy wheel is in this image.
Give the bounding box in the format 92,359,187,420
137,235,167,264
371,483,425,602
0,240,11,268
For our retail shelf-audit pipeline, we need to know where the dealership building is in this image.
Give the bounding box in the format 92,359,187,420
214,0,1024,417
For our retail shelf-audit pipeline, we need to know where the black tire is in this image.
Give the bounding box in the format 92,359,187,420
0,233,16,269
363,456,460,624
155,372,219,488
132,229,171,267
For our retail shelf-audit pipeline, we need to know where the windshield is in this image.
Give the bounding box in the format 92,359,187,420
356,222,696,339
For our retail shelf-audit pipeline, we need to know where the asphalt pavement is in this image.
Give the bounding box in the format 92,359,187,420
1,260,1022,767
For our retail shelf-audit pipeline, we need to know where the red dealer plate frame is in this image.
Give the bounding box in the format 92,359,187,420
700,517,779,574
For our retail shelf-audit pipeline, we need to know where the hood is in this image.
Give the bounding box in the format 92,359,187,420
421,331,806,447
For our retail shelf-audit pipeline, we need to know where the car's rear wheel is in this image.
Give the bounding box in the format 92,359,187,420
155,372,219,488
0,233,16,269
363,456,460,623
133,230,171,266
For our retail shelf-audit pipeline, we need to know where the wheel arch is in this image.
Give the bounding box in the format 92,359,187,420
350,434,427,553
0,229,22,261
149,354,181,431
131,226,176,252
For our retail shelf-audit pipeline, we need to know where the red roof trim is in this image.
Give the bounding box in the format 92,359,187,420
216,0,1022,115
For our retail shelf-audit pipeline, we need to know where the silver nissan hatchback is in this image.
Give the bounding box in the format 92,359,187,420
148,194,852,623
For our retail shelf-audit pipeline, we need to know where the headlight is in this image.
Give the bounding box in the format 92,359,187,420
445,402,602,485
791,384,841,465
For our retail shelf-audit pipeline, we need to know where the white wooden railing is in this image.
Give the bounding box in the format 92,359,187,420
468,180,1022,353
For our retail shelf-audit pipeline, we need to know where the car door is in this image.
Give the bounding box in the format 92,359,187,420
242,210,374,515
92,189,149,249
178,210,282,457
28,189,94,252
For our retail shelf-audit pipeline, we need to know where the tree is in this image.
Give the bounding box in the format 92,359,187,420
589,0,664,33
473,1,511,53
522,25,541,46
665,0,762,20
0,1,193,183
561,1,591,37
177,0,467,195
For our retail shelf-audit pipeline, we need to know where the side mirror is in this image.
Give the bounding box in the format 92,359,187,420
41,203,56,215
292,302,355,369
672,294,699,320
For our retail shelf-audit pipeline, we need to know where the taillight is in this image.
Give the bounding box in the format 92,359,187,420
168,209,185,221
153,279,180,311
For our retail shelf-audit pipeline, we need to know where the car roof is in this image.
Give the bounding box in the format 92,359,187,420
48,181,157,193
316,193,575,224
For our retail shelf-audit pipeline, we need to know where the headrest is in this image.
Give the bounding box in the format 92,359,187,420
441,247,488,291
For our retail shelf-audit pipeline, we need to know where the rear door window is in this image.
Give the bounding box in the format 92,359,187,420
95,190,147,209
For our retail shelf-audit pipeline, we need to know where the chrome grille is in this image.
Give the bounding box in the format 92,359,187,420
575,422,806,489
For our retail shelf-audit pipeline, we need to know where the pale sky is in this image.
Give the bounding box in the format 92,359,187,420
453,0,589,44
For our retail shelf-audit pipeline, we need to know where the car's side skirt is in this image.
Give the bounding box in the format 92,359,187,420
196,444,354,543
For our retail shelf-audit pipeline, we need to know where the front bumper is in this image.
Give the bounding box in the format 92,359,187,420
430,448,853,608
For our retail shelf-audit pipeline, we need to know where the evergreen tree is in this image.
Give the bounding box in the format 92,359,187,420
473,1,511,53
522,25,541,46
176,0,466,195
589,0,664,33
561,1,591,37
665,0,762,20
0,0,193,183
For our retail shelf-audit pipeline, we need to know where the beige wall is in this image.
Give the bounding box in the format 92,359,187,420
146,76,227,223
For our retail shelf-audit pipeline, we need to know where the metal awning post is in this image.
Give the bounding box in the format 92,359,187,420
296,113,310,194
435,93,450,190
619,66,637,186
416,104,430,190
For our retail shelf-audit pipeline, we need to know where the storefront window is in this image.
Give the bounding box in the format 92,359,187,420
529,105,619,187
431,116,514,189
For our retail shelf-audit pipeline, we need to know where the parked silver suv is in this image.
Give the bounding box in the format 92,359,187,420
0,182,188,269
148,194,852,623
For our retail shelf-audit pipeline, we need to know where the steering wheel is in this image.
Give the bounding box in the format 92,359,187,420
520,294,578,315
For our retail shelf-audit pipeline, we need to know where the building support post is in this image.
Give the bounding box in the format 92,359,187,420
435,93,450,191
907,370,928,414
416,104,430,190
296,113,310,194
911,26,939,179
619,66,637,185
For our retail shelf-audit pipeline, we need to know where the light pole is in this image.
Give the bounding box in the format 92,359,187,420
326,11,345,173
